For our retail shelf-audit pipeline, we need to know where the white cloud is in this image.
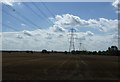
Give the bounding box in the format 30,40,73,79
112,0,120,13
16,34,23,39
1,14,118,51
21,23,27,27
1,29,118,51
51,14,118,32
85,31,94,36
1,0,14,6
23,30,32,36
49,25,66,32
2,29,69,51
49,17,55,22
112,0,120,8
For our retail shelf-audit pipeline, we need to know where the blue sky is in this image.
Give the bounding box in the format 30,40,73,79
2,2,117,32
1,2,119,51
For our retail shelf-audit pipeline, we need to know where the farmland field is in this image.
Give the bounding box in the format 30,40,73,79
2,52,119,80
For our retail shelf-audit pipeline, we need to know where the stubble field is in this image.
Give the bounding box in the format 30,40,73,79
2,52,119,80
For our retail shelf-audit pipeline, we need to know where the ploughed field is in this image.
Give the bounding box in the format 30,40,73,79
2,52,119,80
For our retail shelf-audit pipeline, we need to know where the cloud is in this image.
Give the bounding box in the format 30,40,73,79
85,31,94,36
16,34,23,39
23,30,32,36
2,29,118,51
45,33,54,39
112,0,120,8
1,14,118,51
112,0,120,13
75,31,94,43
1,0,14,6
51,14,118,32
49,17,55,22
21,23,27,27
49,25,66,32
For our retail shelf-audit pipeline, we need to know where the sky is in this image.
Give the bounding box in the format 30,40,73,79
0,0,120,51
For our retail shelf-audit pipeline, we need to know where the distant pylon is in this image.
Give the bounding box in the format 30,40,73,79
69,28,76,52
79,43,82,51
75,37,86,51
79,42,86,51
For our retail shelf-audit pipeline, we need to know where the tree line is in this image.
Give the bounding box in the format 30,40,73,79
41,46,119,56
2,46,119,56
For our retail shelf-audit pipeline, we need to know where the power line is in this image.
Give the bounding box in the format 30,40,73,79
2,9,32,30
2,23,19,31
23,3,52,25
40,1,55,17
69,28,76,52
32,2,54,24
23,3,42,18
5,5,40,29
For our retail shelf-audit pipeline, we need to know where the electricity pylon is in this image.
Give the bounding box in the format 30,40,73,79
69,28,76,52
76,38,86,51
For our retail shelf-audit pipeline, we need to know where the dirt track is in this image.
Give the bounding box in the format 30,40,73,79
2,52,119,80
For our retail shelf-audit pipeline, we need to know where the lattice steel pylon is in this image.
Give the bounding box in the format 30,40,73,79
79,43,82,51
69,28,76,52
79,42,86,51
